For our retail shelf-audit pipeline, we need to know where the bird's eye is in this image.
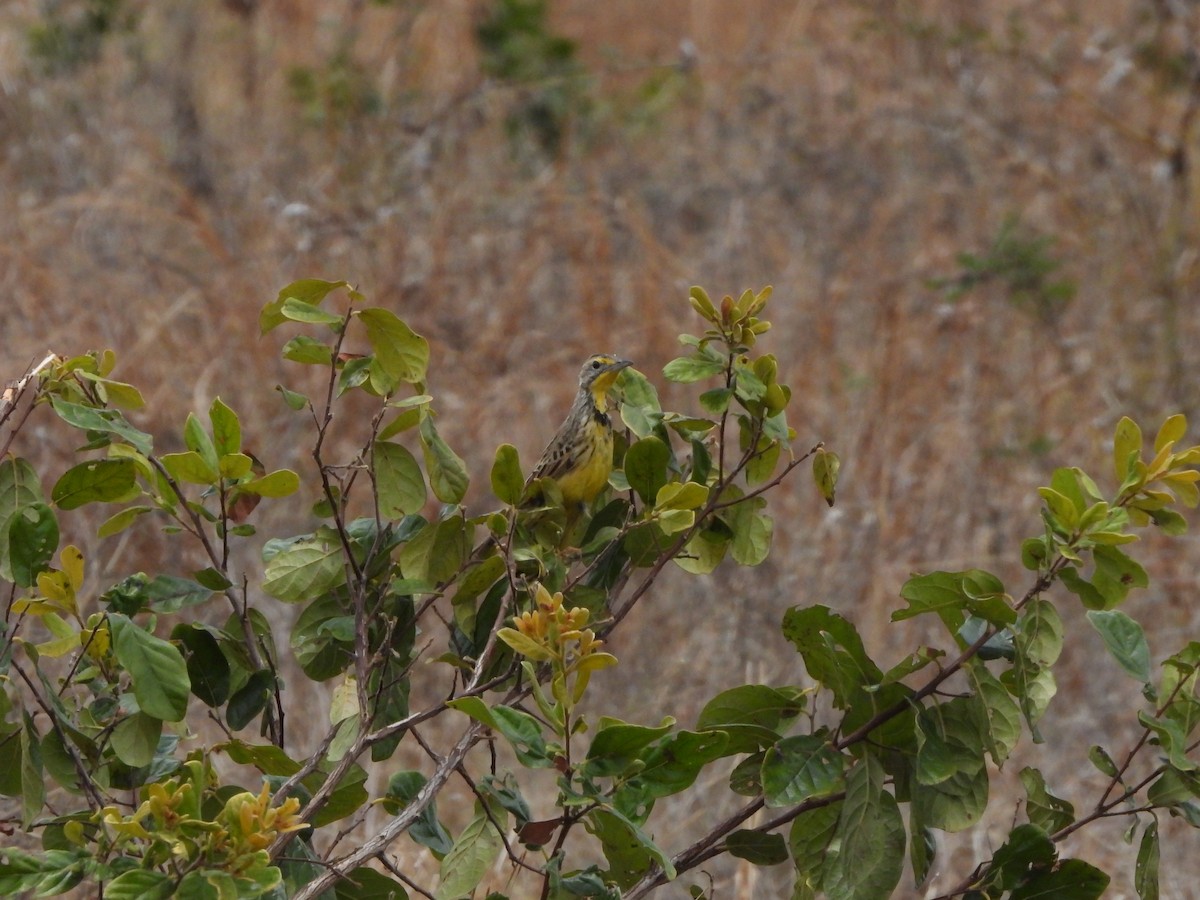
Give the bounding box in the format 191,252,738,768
591,360,602,369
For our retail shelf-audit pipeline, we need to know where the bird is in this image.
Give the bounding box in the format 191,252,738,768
524,353,633,524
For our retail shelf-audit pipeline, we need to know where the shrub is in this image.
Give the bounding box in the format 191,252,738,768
0,281,1196,898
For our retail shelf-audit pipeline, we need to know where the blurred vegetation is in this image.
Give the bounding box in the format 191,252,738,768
24,0,133,75
932,215,1077,324
477,0,592,157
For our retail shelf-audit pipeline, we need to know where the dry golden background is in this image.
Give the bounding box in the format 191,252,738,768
4,1,1200,897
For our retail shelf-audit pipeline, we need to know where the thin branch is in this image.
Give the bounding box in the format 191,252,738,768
10,660,108,812
291,721,486,900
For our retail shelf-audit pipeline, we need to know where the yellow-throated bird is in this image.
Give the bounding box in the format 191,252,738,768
525,354,632,520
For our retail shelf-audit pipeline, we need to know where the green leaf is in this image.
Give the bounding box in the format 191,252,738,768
111,712,163,767
260,278,349,333
139,574,213,614
726,829,788,865
893,570,972,631
733,364,767,402
663,354,725,383
219,740,303,776
109,614,190,721
0,723,21,797
398,518,466,586
209,397,242,456
8,501,59,588
911,764,989,833
496,627,553,661
334,868,409,900
788,802,841,896
490,443,524,506
357,308,429,386
1011,858,1110,899
194,566,233,591
451,556,506,635
1114,416,1143,484
373,441,427,518
586,805,676,889
238,469,300,498
965,662,1021,767
1086,610,1151,682
654,481,708,511
226,670,276,731
988,824,1057,891
727,498,772,566
617,367,663,438
745,434,781,486
1136,820,1159,900
218,452,253,480
383,770,453,856
0,457,47,583
262,532,347,602
435,805,504,900
447,698,551,768
915,697,987,787
699,387,733,415
781,605,882,709
419,417,469,504
624,436,671,505
1155,414,1187,453
49,397,153,455
688,285,718,321
616,731,728,815
1003,659,1057,744
282,335,334,365
76,373,145,410
104,869,175,900
1138,711,1197,772
161,450,219,486
761,733,845,807
1018,599,1064,667
812,448,839,507
1087,744,1119,778
1019,767,1075,834
19,713,44,829
695,685,805,753
173,624,231,707
281,296,346,325
277,385,309,409
183,412,220,475
822,754,905,900
51,459,138,509
1062,545,1150,611
310,770,369,827
584,719,676,777
673,526,728,575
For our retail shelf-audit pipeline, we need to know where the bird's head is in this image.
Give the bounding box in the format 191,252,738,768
578,354,633,399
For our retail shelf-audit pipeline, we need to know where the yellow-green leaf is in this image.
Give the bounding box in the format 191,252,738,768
1114,416,1142,484
812,448,840,507
497,627,554,661
357,307,430,386
656,508,695,535
373,441,427,517
420,417,469,504
238,469,300,498
654,481,709,511
491,443,524,506
1155,414,1187,454
161,451,218,486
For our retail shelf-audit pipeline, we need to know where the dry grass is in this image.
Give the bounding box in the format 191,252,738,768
4,0,1200,896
